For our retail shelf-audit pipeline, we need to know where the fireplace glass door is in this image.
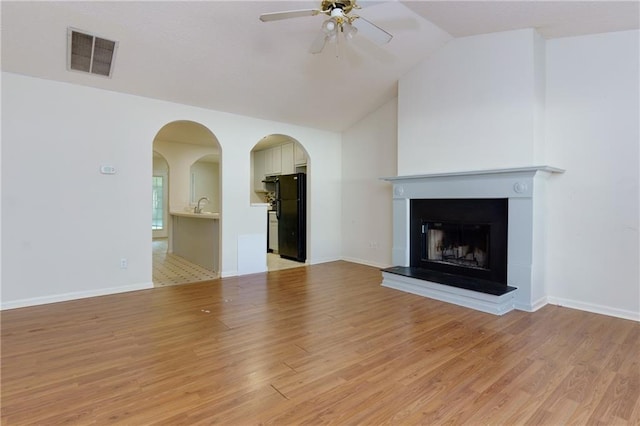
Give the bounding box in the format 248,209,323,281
422,222,490,271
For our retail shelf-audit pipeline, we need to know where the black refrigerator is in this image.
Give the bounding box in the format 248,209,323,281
275,173,306,262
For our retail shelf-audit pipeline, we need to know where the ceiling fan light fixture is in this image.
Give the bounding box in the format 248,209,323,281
259,0,392,55
330,7,345,19
323,18,337,34
343,22,358,40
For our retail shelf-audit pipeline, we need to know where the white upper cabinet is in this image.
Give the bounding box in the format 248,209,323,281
254,142,306,190
281,142,295,175
294,143,307,166
253,149,267,192
265,145,282,175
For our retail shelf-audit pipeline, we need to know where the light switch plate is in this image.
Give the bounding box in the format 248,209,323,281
100,165,116,174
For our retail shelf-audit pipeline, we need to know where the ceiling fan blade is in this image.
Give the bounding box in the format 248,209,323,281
309,31,328,54
260,9,321,22
352,16,393,45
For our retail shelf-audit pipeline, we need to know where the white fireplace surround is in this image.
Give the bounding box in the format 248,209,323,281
381,166,564,315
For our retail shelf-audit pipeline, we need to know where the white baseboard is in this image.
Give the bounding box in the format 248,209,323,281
1,282,154,311
514,296,548,312
547,296,640,322
341,256,391,269
308,256,342,265
221,270,238,278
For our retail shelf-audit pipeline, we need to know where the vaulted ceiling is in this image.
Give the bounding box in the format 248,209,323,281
2,1,638,132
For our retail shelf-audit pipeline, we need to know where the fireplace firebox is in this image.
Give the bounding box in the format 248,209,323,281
422,222,490,271
397,198,512,295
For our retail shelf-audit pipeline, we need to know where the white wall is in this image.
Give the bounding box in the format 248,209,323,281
191,160,220,213
393,28,639,320
153,139,219,213
398,29,543,175
341,98,397,268
1,72,342,308
545,30,639,320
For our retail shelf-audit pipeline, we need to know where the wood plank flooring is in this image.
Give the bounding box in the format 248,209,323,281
2,261,639,425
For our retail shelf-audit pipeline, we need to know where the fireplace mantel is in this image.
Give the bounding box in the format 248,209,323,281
381,165,564,315
382,166,565,183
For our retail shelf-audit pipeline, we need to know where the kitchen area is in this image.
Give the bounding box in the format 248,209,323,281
152,120,222,286
252,136,308,270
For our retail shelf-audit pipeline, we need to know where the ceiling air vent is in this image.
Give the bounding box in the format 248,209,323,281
67,28,118,77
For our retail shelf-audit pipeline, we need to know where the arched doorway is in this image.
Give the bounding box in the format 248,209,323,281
250,134,310,271
151,121,222,286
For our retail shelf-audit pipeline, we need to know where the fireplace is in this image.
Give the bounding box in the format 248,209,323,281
381,166,564,315
409,198,509,293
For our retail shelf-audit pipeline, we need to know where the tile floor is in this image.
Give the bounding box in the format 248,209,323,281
152,239,218,287
152,239,306,287
267,252,307,271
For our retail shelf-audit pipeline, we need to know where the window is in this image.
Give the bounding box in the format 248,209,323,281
152,176,165,230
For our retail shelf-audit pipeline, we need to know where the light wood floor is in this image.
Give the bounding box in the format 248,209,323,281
2,261,638,425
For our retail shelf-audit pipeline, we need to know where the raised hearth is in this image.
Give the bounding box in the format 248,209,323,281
383,266,517,296
381,166,564,315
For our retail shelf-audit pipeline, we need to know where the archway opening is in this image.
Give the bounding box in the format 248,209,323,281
250,134,310,271
151,120,222,286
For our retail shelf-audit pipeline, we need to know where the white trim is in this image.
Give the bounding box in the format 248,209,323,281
547,296,640,322
381,166,565,182
1,282,153,311
221,269,237,278
309,256,342,265
341,256,391,269
514,295,549,313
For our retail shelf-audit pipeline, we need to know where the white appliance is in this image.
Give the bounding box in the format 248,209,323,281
268,211,278,253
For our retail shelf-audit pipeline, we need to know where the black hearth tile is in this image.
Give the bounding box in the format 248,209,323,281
381,266,517,296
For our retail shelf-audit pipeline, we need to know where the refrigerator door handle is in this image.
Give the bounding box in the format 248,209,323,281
275,179,281,220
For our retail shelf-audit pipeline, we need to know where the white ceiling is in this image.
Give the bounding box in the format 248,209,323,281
2,1,638,133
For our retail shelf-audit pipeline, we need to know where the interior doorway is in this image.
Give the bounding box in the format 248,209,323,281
250,134,310,272
151,120,222,286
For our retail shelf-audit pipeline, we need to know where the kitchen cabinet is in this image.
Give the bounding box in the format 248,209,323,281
281,142,295,174
253,149,267,192
254,142,303,190
294,143,307,166
265,145,282,175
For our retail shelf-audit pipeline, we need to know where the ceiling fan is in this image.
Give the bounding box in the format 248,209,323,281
259,0,392,55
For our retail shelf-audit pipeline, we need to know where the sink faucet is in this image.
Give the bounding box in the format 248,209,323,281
194,196,209,213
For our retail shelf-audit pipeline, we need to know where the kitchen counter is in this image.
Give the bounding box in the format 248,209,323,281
170,211,220,219
169,212,220,272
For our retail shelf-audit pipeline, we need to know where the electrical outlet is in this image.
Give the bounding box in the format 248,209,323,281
120,258,128,269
